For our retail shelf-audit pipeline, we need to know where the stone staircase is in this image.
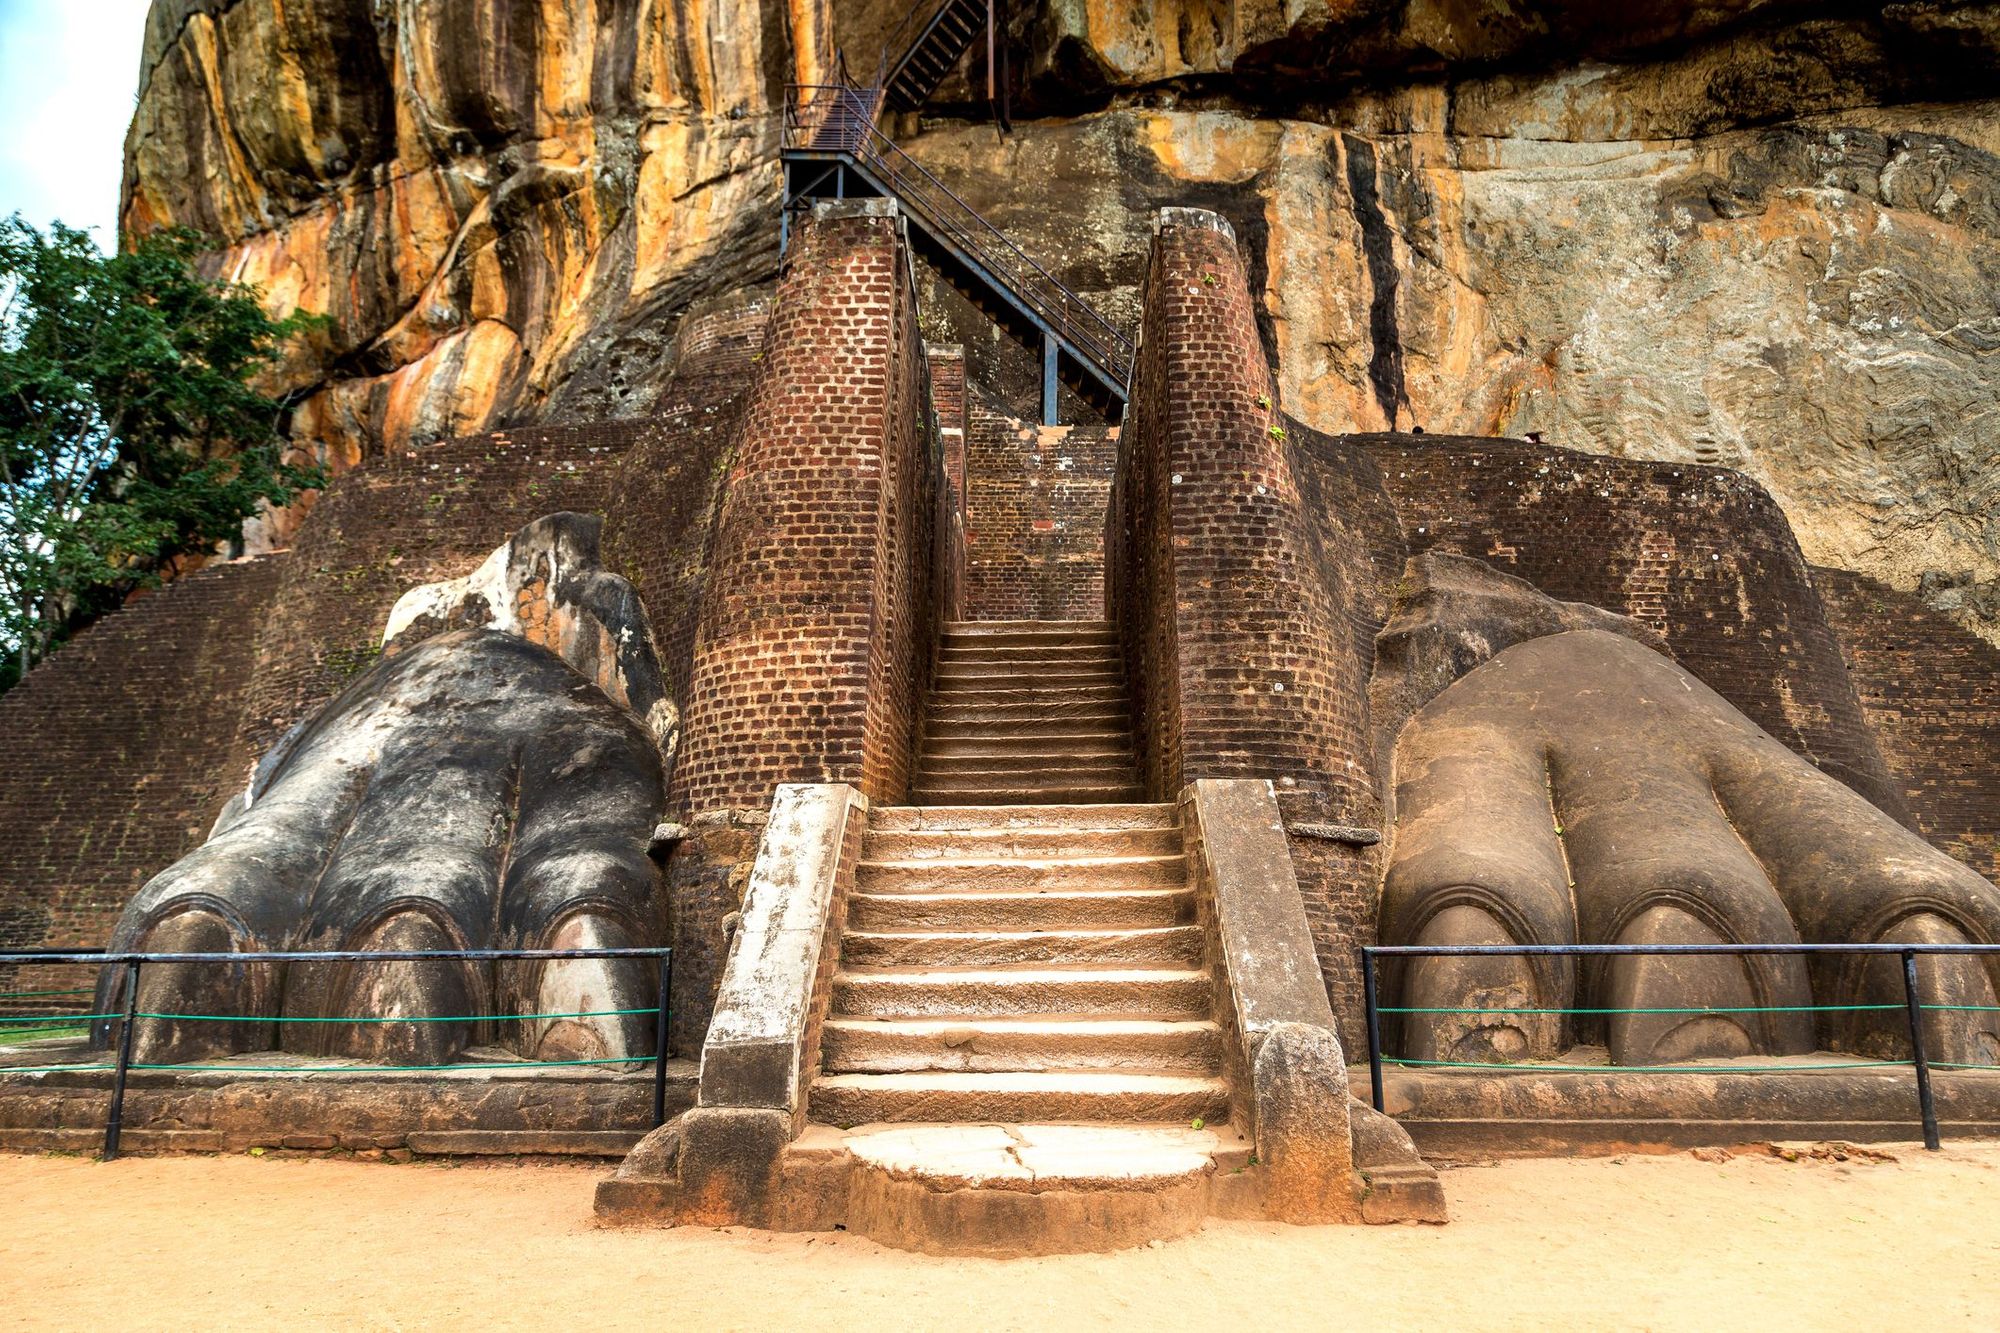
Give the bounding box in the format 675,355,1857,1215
602,620,1443,1249
911,620,1145,805
809,619,1231,1137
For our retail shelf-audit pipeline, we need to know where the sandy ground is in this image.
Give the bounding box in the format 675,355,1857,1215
3,1143,1997,1330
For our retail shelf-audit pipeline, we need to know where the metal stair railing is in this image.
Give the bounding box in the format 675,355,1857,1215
784,81,1135,395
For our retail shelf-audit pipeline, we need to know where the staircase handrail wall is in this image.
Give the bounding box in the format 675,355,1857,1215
784,82,1135,389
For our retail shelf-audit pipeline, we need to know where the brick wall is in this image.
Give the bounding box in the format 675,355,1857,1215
664,200,951,1046
1107,209,1397,1040
0,558,284,988
962,399,1117,620
1816,568,2000,880
1365,435,1909,823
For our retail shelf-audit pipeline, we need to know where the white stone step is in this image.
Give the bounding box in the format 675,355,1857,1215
862,825,1181,860
820,1018,1225,1074
942,621,1115,649
918,733,1137,759
809,1071,1230,1125
917,751,1136,775
830,965,1212,1019
909,782,1147,807
912,766,1141,796
856,854,1184,893
841,925,1204,968
921,701,1130,725
869,804,1175,832
845,888,1197,933
937,643,1124,665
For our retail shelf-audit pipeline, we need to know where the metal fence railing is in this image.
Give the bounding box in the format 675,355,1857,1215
0,947,672,1159
1361,942,2000,1151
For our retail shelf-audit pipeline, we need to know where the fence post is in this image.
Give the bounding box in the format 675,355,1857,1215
103,958,141,1161
1362,948,1385,1114
651,952,672,1129
1899,949,1942,1151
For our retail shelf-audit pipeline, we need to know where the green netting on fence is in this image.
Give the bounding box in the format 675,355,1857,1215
1381,1056,1909,1073
127,1055,653,1073
134,1006,660,1024
0,988,93,1000
1381,1003,1903,1016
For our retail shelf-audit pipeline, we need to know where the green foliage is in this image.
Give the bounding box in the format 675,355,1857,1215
0,217,325,683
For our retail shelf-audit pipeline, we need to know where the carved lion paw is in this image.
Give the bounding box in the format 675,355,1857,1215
1380,628,2000,1068
96,515,671,1068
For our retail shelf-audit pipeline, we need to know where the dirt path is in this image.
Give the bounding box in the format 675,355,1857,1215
3,1142,1997,1329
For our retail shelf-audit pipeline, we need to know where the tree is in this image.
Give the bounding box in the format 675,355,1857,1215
0,217,324,689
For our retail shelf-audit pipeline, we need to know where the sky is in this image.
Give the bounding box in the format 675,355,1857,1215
0,0,155,251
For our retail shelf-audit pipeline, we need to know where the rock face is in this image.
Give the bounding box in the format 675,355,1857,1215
123,1,2000,639
124,0,805,522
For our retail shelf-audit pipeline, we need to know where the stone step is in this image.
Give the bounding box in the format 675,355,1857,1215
937,643,1124,665
928,680,1136,700
845,888,1197,933
912,766,1141,795
809,1071,1231,1125
830,966,1212,1020
826,1123,1231,1256
911,782,1147,806
856,854,1185,893
841,925,1204,968
820,1017,1225,1074
920,726,1135,751
862,825,1182,861
917,751,1136,776
932,667,1124,688
921,701,1130,726
943,621,1114,649
869,804,1175,832
918,733,1137,759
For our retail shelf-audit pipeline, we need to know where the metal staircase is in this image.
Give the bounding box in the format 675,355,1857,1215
882,0,992,114
780,4,1132,424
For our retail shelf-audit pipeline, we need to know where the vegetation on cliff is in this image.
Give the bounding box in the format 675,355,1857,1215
0,218,321,688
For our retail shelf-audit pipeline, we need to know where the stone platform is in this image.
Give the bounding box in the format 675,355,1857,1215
1358,1053,2000,1159
596,1118,1305,1255
0,1041,698,1157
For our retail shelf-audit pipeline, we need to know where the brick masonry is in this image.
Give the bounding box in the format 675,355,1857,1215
0,557,283,1000
1815,567,2000,882
1108,210,1398,1039
663,202,955,1047
962,398,1118,620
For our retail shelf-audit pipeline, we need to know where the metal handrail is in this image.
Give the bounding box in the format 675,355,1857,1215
784,81,1135,389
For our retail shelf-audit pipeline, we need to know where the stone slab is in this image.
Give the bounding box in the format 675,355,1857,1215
843,1122,1224,1193
699,784,864,1111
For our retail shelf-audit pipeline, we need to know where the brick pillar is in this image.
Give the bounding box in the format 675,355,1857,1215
930,344,968,517
1111,207,1387,1045
930,345,968,621
666,198,943,1048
